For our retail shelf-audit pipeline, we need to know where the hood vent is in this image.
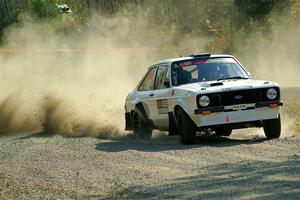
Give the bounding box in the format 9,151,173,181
210,82,223,87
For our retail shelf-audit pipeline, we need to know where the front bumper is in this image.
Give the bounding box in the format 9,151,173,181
195,101,283,114
193,101,283,127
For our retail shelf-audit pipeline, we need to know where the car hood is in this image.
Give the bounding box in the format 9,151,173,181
175,79,278,94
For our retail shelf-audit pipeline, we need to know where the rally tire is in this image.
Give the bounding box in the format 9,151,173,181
132,112,152,139
263,114,281,139
176,108,196,145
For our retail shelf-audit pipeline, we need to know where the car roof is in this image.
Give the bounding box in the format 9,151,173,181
149,54,235,69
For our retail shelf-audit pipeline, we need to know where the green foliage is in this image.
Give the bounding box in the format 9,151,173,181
0,0,299,51
28,0,58,20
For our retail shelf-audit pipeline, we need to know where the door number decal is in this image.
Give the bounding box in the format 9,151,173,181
157,99,168,114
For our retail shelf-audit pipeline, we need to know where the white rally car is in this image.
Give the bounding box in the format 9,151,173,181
125,54,283,144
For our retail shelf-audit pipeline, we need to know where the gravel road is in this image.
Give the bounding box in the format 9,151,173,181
0,131,299,200
0,87,299,199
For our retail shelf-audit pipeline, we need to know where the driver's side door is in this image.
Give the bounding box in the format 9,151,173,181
152,64,172,129
137,66,158,120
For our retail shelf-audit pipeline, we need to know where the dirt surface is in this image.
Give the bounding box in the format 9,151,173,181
0,88,299,199
0,131,299,200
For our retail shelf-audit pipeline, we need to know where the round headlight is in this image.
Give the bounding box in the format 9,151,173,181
266,88,277,100
199,95,210,107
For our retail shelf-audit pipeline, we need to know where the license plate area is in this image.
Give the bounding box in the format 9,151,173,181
224,103,255,111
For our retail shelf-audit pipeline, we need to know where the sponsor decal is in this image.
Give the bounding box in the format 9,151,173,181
157,99,169,114
194,60,208,65
221,87,238,91
179,61,193,68
222,86,254,91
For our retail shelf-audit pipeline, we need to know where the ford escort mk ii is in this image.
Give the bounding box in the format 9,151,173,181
125,54,283,144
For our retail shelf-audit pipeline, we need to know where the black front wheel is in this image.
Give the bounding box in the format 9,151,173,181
176,108,197,145
263,114,281,139
132,112,152,139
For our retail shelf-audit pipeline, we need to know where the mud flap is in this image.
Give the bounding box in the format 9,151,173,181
134,103,155,130
125,112,132,130
135,103,149,123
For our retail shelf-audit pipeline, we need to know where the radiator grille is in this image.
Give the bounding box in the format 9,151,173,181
197,87,280,108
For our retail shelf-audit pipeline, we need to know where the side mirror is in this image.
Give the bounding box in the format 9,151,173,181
163,81,170,88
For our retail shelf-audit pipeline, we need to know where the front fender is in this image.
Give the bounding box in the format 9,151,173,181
126,98,142,113
170,97,201,126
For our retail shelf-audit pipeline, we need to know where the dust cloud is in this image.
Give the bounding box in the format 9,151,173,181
0,13,182,137
0,16,122,136
0,90,42,134
237,15,300,87
0,8,299,138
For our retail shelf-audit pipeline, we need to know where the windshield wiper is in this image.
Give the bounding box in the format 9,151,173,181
217,76,249,81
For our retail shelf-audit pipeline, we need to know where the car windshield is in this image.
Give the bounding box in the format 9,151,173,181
171,57,249,86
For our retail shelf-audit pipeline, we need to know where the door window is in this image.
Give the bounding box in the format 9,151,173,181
138,67,157,91
154,65,170,90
